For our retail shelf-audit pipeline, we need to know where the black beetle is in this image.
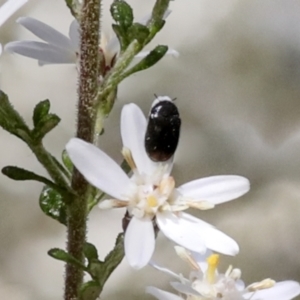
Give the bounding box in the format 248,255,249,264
145,96,181,162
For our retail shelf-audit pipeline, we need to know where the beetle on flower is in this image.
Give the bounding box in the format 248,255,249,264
66,97,250,269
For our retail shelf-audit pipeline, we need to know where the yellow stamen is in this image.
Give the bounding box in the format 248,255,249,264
206,254,219,284
121,147,137,171
147,195,158,207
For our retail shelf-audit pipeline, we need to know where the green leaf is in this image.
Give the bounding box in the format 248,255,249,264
122,45,168,78
33,99,50,127
65,0,81,19
128,23,150,44
61,150,73,173
48,248,87,270
2,165,56,186
110,0,133,29
88,260,104,279
0,90,31,142
112,24,129,51
80,281,102,300
32,113,60,140
84,243,99,261
39,186,67,225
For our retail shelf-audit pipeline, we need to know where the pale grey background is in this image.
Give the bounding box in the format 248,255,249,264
0,0,300,299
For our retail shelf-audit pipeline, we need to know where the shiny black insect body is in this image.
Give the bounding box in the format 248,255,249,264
145,97,181,162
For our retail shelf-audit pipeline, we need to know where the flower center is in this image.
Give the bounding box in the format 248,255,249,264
147,195,158,207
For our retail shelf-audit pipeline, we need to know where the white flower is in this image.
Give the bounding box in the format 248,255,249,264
5,17,79,65
5,11,178,68
146,247,300,300
0,0,27,54
65,99,250,269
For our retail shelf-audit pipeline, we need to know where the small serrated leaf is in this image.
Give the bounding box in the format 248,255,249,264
39,186,67,225
33,99,50,127
2,166,57,186
84,243,99,261
80,281,102,300
128,23,149,44
88,260,104,279
48,248,87,270
112,24,129,51
0,90,31,142
110,0,133,29
122,45,168,78
32,114,61,140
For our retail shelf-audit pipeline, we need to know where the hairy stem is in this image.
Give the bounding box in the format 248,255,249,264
65,0,101,299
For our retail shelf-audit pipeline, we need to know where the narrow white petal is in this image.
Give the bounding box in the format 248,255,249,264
166,48,179,58
170,282,200,296
69,19,80,50
105,35,120,55
17,17,73,50
66,138,131,200
146,287,183,300
156,212,207,253
121,103,157,175
5,41,76,64
181,213,239,256
124,217,155,269
0,0,27,27
0,44,2,55
244,281,300,300
149,261,182,280
177,175,250,205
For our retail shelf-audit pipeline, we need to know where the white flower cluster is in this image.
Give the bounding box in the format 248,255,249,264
4,11,178,69
146,246,300,300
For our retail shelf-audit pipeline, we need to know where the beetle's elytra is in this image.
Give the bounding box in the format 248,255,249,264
145,96,181,162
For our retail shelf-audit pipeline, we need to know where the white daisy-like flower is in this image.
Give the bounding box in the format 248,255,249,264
146,247,300,300
5,17,79,66
0,0,27,54
65,98,250,269
5,10,178,69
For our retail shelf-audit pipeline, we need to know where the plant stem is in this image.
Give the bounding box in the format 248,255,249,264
65,0,101,299
30,143,70,190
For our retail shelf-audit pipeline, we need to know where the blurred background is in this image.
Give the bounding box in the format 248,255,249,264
1,0,300,299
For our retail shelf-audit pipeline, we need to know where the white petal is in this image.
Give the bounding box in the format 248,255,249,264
244,281,300,300
170,282,200,296
0,0,27,27
5,41,76,64
121,103,157,175
69,19,80,51
177,175,250,205
156,212,207,253
146,287,183,300
66,138,131,200
105,35,120,55
124,217,155,269
149,261,182,280
17,17,73,50
181,213,239,256
0,44,2,55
